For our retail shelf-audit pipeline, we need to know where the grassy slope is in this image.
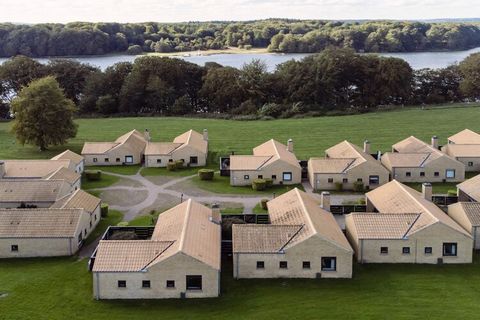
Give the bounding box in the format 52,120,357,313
2,256,480,320
2,105,480,161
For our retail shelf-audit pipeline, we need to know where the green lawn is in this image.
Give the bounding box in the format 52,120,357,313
191,173,303,195
83,210,124,245
140,163,217,177
1,104,480,161
252,202,268,214
86,165,141,175
2,255,480,319
220,207,244,214
81,174,120,190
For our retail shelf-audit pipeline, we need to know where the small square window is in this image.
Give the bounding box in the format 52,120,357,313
166,280,175,288
104,158,109,162
279,261,288,269
256,261,265,269
328,178,334,183
272,175,277,180
425,247,432,254
468,162,474,167
244,175,250,180
11,245,18,252
406,172,411,177
258,175,263,179
142,280,151,288
169,159,173,163
402,247,410,254
369,175,379,185
446,169,455,179
118,280,126,288
93,158,98,163
157,159,162,163
302,261,311,269
420,172,425,177
434,172,440,177
342,178,348,183
190,156,198,164
380,247,388,254
357,178,363,182
116,158,121,162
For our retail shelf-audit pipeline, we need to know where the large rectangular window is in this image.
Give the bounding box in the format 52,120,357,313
369,175,379,185
446,170,456,179
186,275,202,290
125,156,134,164
443,243,457,256
282,172,292,181
321,257,336,271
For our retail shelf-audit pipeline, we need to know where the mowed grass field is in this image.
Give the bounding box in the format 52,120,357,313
2,256,480,320
1,104,480,160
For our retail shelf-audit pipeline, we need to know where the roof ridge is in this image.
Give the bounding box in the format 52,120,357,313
141,240,176,270
294,188,317,234
278,224,304,252
178,199,192,253
395,181,439,224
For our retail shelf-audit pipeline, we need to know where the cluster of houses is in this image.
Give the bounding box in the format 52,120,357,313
4,127,480,301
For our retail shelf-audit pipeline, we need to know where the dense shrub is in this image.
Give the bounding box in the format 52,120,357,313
175,159,184,169
353,181,364,192
198,169,215,180
126,45,143,55
261,199,269,210
166,162,176,171
252,179,267,191
84,170,101,181
100,203,109,217
264,178,273,188
335,182,343,192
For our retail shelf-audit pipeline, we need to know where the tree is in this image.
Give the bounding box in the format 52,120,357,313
11,76,77,151
459,53,480,100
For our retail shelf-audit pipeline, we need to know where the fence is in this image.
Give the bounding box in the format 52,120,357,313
432,195,458,206
221,214,270,224
330,205,367,215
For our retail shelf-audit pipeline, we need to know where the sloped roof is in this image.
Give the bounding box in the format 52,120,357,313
381,152,432,169
233,188,352,253
346,213,421,239
0,208,84,238
230,139,300,171
51,150,84,165
45,167,81,185
145,142,182,155
82,130,147,155
93,199,221,272
453,202,480,226
51,189,101,213
173,130,208,154
443,144,480,158
308,158,356,174
92,241,174,272
232,224,303,253
0,180,71,203
392,136,437,153
366,180,470,237
457,174,480,202
448,129,480,145
1,159,72,178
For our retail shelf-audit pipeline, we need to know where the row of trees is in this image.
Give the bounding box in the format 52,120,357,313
1,49,480,121
0,20,480,57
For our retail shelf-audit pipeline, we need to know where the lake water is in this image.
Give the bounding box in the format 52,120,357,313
1,47,480,72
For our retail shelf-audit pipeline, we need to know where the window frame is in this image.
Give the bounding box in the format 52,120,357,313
117,280,127,288
282,172,292,182
186,275,202,291
125,155,134,164
321,257,337,272
424,247,433,254
244,174,250,180
256,261,265,269
406,172,411,177
328,178,334,183
443,243,457,256
446,169,456,179
434,171,440,177
11,244,18,252
279,261,288,269
380,246,389,254
190,156,198,164
420,172,425,177
342,178,348,183
142,280,151,289
402,247,411,254
93,158,98,163
302,261,311,269
468,161,474,167
166,280,175,288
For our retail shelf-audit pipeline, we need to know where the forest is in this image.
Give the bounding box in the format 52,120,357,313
0,20,480,57
0,48,479,120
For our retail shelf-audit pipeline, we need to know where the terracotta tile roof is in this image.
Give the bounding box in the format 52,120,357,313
51,150,84,165
232,224,303,253
82,130,147,155
230,139,300,171
45,167,81,185
233,188,352,253
2,159,72,178
0,208,84,238
145,142,182,155
93,199,221,272
448,129,480,145
381,152,432,168
346,213,421,239
0,180,71,203
455,202,480,226
52,189,101,213
442,144,480,158
92,240,174,272
308,158,356,173
173,129,208,154
457,174,480,202
366,180,470,237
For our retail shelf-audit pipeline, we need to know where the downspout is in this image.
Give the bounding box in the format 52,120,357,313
95,273,100,300
473,227,477,250
360,239,364,263
69,238,72,256
414,239,417,263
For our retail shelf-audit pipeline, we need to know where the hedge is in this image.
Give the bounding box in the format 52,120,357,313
265,178,273,188
198,169,215,181
353,181,364,192
84,170,101,181
252,179,267,191
101,203,109,217
175,160,184,169
166,162,177,171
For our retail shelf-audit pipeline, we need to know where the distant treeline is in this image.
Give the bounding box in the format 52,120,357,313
1,20,480,57
0,48,480,120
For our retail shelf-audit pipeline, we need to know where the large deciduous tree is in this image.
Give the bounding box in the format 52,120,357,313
11,76,77,151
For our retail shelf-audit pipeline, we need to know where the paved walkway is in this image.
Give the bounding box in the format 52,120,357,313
90,170,268,220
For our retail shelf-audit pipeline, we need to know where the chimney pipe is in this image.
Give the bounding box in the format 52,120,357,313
203,129,208,141
422,183,432,202
144,129,151,142
287,139,293,152
0,161,4,178
363,140,371,154
210,203,221,224
431,136,439,149
321,191,331,211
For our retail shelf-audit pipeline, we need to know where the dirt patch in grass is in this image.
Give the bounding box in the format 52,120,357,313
138,194,180,215
100,189,148,207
